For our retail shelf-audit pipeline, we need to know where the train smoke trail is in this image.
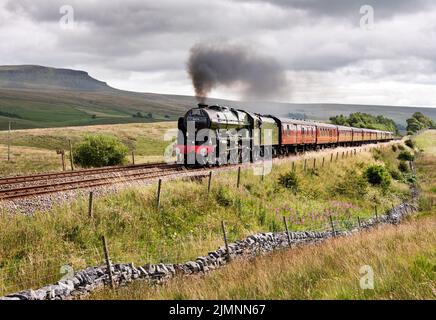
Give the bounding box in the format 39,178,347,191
187,43,288,103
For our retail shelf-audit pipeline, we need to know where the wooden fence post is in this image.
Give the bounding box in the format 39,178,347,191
261,165,265,182
374,205,378,222
330,153,333,163
283,216,292,247
292,161,295,172
304,159,307,171
207,171,212,193
322,157,325,167
221,221,231,261
88,191,94,218
57,150,66,171
156,179,162,209
102,235,114,289
68,139,74,171
336,152,339,161
313,158,316,169
7,120,11,162
132,151,135,165
237,166,241,188
329,215,336,236
62,151,66,171
357,216,361,228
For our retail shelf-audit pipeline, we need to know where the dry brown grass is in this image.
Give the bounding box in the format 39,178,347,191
0,121,176,176
0,144,62,176
90,215,436,300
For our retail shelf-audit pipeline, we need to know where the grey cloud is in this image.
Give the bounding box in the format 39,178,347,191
1,0,436,106
244,0,433,19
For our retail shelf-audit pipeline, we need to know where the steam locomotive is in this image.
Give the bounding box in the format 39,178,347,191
175,103,394,166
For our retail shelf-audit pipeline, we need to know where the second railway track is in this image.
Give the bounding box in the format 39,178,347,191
0,142,394,201
0,162,189,200
0,162,173,186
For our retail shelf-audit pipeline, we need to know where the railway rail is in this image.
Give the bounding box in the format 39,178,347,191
0,163,189,201
0,142,393,201
0,162,172,186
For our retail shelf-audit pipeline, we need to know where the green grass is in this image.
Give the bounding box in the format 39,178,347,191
414,130,436,155
87,132,436,300
0,88,186,130
0,86,435,131
90,215,435,300
0,143,413,296
413,130,436,217
0,122,176,176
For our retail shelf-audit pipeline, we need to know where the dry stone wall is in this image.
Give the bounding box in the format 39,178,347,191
0,195,418,301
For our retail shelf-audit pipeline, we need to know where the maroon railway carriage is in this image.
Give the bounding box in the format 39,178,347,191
175,104,394,166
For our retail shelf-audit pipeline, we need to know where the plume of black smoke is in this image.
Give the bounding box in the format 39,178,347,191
187,43,288,102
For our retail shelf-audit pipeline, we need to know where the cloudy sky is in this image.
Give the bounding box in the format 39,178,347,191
1,0,436,107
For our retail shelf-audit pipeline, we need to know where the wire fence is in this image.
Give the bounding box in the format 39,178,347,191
0,141,404,297
0,208,385,297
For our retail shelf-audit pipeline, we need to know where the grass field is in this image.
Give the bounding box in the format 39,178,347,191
88,131,435,300
91,215,435,300
413,130,436,216
0,138,418,296
0,87,187,130
0,122,176,176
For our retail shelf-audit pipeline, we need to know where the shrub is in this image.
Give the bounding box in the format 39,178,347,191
215,187,232,207
73,135,129,168
278,171,299,193
372,148,382,160
397,144,405,151
391,145,397,152
365,164,391,189
398,161,410,173
389,168,402,181
398,151,414,161
333,169,368,197
405,174,416,184
405,139,414,149
307,168,319,176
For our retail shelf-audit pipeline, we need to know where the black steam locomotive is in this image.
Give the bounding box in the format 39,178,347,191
175,104,394,166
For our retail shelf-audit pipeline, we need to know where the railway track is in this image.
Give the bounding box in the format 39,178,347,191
0,162,172,186
0,141,394,201
0,163,189,201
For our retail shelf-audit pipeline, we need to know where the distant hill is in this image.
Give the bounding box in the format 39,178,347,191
0,65,435,131
0,65,111,91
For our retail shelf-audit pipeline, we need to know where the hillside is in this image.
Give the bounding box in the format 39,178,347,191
0,65,435,130
0,65,110,91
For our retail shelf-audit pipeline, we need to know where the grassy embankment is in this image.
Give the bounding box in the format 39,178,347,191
0,122,176,176
0,138,415,296
413,130,436,217
88,131,435,300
